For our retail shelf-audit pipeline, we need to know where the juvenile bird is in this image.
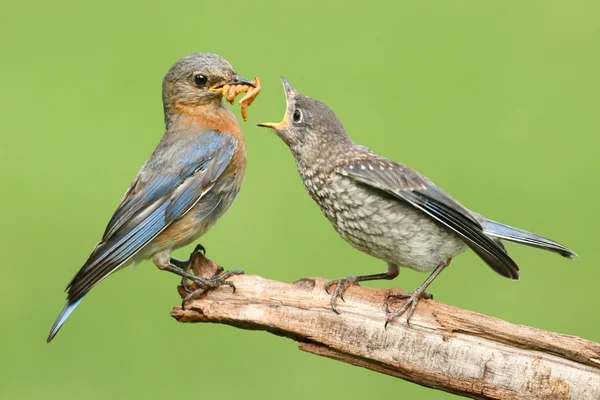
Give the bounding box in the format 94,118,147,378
48,53,257,342
259,78,575,325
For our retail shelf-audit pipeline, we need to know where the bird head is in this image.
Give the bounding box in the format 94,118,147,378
258,78,351,161
162,53,254,113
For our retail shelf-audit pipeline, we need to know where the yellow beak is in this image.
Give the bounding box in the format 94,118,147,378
257,121,285,129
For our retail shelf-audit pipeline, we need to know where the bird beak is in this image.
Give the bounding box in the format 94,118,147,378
257,77,296,130
228,75,256,87
210,75,256,92
280,77,296,97
256,122,282,129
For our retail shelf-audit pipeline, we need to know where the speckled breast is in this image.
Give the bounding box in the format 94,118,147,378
300,167,467,272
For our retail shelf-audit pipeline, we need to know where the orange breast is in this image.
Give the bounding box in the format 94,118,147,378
150,103,247,252
186,106,247,185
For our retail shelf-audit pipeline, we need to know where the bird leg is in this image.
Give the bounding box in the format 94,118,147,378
211,77,261,121
170,244,206,293
160,244,244,308
324,263,399,314
385,260,450,327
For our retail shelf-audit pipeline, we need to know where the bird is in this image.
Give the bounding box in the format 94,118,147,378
258,78,576,326
47,53,257,342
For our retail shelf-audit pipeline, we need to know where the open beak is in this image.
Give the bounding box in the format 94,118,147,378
280,77,295,96
257,77,296,130
210,75,255,92
256,121,284,129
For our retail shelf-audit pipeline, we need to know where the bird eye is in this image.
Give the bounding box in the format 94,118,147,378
193,73,208,87
292,109,303,124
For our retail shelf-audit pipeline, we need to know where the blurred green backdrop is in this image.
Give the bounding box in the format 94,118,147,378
1,1,598,399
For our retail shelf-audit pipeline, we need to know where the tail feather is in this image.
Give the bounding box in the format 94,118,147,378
47,298,83,343
482,219,577,259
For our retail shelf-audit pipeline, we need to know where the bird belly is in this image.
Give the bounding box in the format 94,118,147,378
313,177,467,272
135,176,241,261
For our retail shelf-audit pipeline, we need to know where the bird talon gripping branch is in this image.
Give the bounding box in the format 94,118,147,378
212,77,261,121
180,269,244,309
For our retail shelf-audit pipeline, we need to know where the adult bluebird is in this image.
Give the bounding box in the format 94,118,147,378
47,53,258,342
259,78,575,325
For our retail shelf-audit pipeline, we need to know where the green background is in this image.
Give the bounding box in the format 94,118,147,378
2,1,598,399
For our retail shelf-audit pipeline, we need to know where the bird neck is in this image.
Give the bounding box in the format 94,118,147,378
293,138,353,175
164,100,241,134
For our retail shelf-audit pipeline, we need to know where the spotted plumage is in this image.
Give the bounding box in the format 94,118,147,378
259,78,575,324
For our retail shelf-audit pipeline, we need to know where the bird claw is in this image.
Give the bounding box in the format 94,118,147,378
193,244,206,256
181,268,244,309
213,77,261,121
384,290,432,328
179,244,208,293
324,276,359,314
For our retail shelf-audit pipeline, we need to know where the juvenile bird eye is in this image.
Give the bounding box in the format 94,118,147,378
193,74,208,87
293,109,303,124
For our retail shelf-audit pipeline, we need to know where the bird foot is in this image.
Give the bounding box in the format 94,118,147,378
192,243,206,256
173,244,207,294
324,276,361,314
181,267,245,309
384,290,433,327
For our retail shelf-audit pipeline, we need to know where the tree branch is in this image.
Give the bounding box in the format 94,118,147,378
171,253,600,399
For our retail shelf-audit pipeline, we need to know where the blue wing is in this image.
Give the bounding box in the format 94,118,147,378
48,130,237,342
63,131,236,307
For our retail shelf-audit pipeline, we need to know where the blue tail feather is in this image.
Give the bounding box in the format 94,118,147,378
47,298,83,343
482,219,577,259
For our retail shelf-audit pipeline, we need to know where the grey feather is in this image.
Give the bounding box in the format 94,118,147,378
259,78,575,290
339,159,520,279
482,219,577,258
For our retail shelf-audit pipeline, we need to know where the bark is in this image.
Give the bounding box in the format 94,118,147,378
171,253,600,399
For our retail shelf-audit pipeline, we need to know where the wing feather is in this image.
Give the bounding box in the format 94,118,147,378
339,158,520,279
66,131,237,301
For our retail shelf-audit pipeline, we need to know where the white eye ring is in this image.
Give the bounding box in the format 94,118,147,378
292,108,303,124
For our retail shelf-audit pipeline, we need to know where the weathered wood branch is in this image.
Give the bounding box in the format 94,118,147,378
171,253,600,399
